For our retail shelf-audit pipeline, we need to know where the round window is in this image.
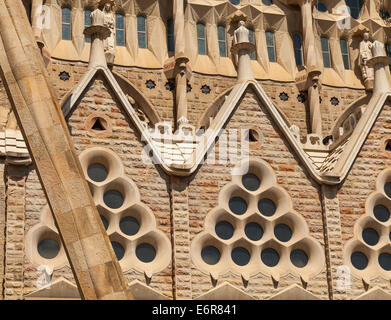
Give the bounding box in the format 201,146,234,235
231,247,251,266
242,173,260,191
136,243,156,263
38,239,60,259
384,182,391,198
111,241,125,260
362,228,379,246
290,249,308,268
245,222,263,241
201,246,221,265
229,197,247,215
379,252,391,271
104,190,124,209
87,163,108,182
262,0,272,5
258,198,276,217
274,224,292,242
261,248,280,267
100,215,109,230
374,205,390,223
215,221,234,240
120,216,140,236
351,251,368,270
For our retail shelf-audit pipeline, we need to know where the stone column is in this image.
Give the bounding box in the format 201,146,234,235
0,0,131,300
367,41,391,96
31,0,43,40
84,9,112,69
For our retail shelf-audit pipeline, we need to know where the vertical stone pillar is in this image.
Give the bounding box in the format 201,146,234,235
170,176,192,299
4,165,27,299
0,162,6,299
367,41,391,96
321,184,347,300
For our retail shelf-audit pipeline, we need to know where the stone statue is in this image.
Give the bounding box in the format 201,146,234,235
359,32,374,84
234,20,250,44
101,0,116,65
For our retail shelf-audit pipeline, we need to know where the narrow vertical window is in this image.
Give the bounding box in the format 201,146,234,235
197,23,207,55
265,31,276,62
386,43,391,72
137,15,146,48
346,0,364,19
248,28,256,60
84,9,92,43
217,25,227,57
340,38,350,70
61,7,71,40
116,13,125,46
293,33,303,66
167,18,175,53
321,36,331,68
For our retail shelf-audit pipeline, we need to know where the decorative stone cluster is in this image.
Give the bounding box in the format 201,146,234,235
191,159,324,284
345,168,391,282
26,147,171,278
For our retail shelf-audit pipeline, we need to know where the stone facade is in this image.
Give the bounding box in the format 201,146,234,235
0,0,391,300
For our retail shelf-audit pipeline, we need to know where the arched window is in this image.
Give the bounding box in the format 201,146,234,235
116,13,125,46
61,7,71,40
265,31,276,62
293,33,303,66
84,9,92,43
386,42,391,72
137,15,147,48
346,0,364,19
248,28,256,60
217,25,227,57
321,36,331,68
340,38,350,70
262,0,273,5
197,23,207,55
167,19,175,53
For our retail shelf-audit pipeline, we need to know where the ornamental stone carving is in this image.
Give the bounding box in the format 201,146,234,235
359,32,374,90
101,0,116,65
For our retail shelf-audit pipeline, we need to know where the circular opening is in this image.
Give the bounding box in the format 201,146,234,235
229,197,247,215
262,0,272,5
245,222,263,241
258,198,276,217
111,241,125,260
274,224,292,242
215,221,234,240
261,248,280,267
231,247,251,266
104,190,124,209
290,249,308,268
362,228,379,246
351,251,368,270
136,243,156,263
384,182,391,198
379,252,391,271
120,216,140,236
242,174,260,191
246,129,260,143
38,239,60,259
201,246,221,265
100,215,109,230
229,0,240,4
374,205,390,223
87,163,108,182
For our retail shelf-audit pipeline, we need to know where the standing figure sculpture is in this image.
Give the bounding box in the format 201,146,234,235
359,32,374,90
101,0,116,65
234,20,249,44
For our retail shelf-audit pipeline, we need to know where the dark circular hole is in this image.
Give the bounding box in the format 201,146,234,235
136,243,156,263
87,163,108,182
242,174,260,191
374,205,390,223
261,248,280,267
245,222,263,241
379,252,391,271
290,249,308,268
100,215,109,230
229,197,247,215
274,224,292,242
215,221,234,240
385,182,391,198
120,216,140,236
104,190,124,209
351,251,368,270
38,239,60,259
231,247,251,266
201,246,221,265
111,241,125,260
258,198,276,217
362,228,379,246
